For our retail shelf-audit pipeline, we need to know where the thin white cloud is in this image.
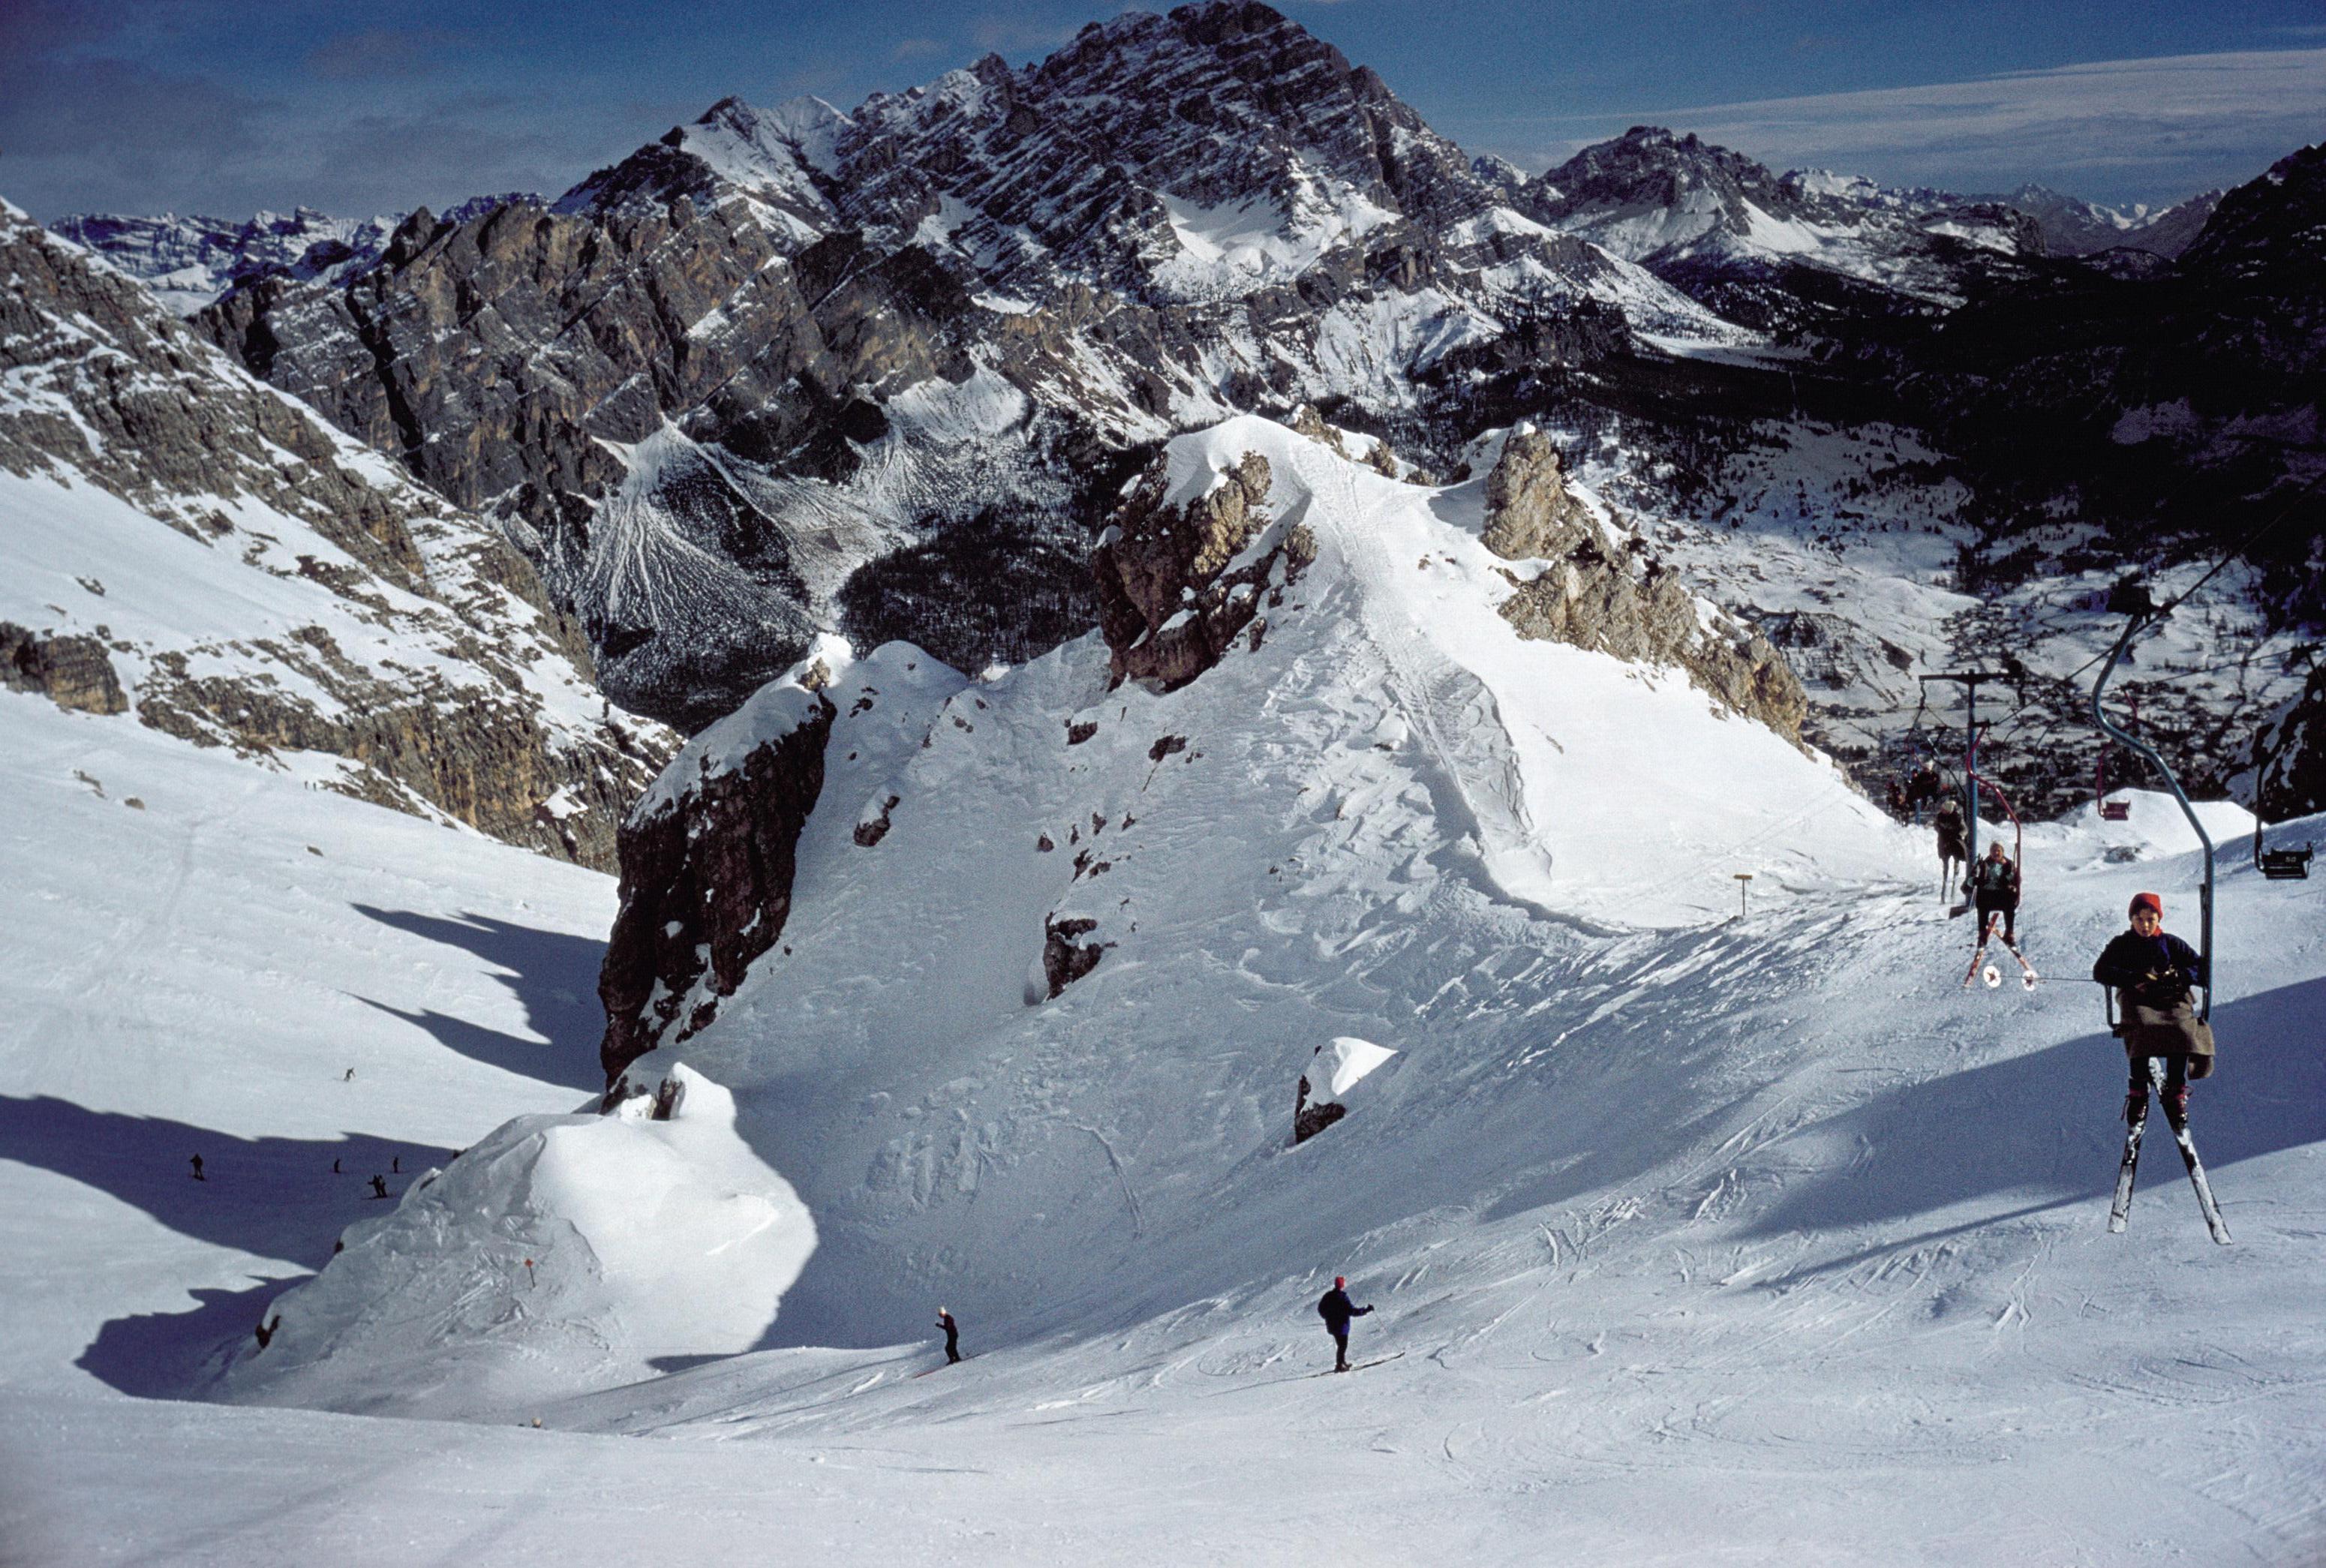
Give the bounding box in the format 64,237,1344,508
1490,49,2326,203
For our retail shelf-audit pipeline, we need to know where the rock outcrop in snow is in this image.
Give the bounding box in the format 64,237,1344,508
1093,447,1316,689
1,623,128,714
599,671,837,1080
1483,427,1807,742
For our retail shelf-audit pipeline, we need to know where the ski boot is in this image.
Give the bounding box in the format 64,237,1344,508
2162,1084,2189,1126
2123,1089,2147,1126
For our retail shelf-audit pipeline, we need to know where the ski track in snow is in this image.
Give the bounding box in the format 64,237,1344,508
4,423,2325,1564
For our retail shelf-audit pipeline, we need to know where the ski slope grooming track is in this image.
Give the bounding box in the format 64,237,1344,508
5,426,2326,1563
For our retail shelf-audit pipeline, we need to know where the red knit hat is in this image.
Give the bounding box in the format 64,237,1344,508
2129,891,2162,918
1335,1276,1346,1288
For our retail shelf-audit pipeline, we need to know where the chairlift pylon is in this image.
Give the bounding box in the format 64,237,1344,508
2090,597,2214,1022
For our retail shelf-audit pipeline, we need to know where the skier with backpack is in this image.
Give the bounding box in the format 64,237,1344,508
1316,1276,1373,1372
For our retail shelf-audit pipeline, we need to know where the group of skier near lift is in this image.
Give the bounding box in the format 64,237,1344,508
1907,759,2217,1131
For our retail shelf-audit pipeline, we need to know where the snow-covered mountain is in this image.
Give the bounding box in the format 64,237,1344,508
48,196,532,315
1524,128,2046,314
15,416,2320,1561
89,2,2312,824
0,201,670,867
1982,182,2221,259
185,4,1731,729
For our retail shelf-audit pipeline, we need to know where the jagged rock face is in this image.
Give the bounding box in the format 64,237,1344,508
186,3,1711,731
1483,428,1807,743
0,624,128,714
820,2,1488,300
598,685,835,1081
1092,449,1315,689
1480,427,1594,559
47,197,530,317
0,204,670,870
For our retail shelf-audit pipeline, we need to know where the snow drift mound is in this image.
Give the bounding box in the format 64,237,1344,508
220,1064,813,1418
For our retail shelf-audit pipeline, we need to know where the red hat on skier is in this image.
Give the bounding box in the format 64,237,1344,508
2129,891,2162,918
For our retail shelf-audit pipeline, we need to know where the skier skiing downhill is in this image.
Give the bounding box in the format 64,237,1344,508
935,1306,961,1365
1932,794,1967,897
1317,1276,1373,1372
2093,892,2213,1124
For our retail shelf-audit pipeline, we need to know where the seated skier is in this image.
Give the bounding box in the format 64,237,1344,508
1932,795,1967,896
1967,841,2021,946
2092,891,2213,1125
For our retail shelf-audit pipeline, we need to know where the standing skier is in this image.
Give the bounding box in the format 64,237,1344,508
2093,892,2213,1123
1316,1275,1373,1372
1933,794,1967,897
1968,840,2021,946
935,1306,961,1365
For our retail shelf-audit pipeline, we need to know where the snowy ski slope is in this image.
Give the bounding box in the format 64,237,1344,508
3,419,2322,1564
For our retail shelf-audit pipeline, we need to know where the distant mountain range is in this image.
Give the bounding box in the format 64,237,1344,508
20,1,2323,815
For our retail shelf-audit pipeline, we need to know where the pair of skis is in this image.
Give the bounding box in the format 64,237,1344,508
2109,1058,2231,1244
1960,915,2038,990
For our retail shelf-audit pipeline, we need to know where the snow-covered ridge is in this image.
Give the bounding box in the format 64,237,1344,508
582,414,1903,1346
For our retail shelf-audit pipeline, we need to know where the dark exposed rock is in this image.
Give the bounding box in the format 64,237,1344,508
599,685,837,1082
1040,914,1110,999
1092,449,1315,689
0,623,128,715
854,793,902,846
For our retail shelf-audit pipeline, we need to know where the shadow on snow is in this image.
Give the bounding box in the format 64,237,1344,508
347,906,606,1090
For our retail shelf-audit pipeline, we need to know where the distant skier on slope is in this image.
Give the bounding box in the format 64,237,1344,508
189,1154,205,1181
368,1173,389,1200
1317,1276,1373,1372
1933,794,1967,897
936,1306,962,1365
1968,841,2021,946
2093,892,2213,1124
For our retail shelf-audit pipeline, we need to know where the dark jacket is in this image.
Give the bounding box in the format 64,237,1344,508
1934,804,1967,858
1969,856,2019,905
1317,1289,1372,1333
2093,930,2215,1065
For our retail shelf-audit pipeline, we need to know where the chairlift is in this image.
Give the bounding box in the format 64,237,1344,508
2090,595,2213,1023
2096,743,2130,822
1953,722,2025,923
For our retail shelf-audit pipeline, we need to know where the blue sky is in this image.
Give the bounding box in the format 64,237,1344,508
5,0,2321,219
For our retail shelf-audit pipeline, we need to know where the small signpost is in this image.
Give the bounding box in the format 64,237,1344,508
1734,873,1754,918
